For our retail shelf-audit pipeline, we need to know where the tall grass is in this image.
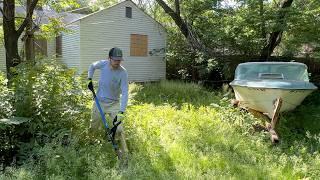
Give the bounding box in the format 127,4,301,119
1,80,320,179
130,80,220,108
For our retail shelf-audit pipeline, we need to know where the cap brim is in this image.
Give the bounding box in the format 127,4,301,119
111,56,123,61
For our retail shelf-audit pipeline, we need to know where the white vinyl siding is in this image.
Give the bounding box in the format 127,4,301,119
79,1,166,82
61,21,81,70
0,41,6,73
47,38,56,59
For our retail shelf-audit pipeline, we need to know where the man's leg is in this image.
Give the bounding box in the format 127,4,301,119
108,112,128,155
105,103,129,162
114,123,129,156
89,102,105,139
92,101,129,164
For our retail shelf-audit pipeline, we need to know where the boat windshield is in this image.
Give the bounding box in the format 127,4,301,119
235,63,309,81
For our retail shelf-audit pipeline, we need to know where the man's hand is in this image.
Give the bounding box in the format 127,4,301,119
88,79,94,91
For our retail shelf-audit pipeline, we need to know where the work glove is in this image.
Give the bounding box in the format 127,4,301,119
88,78,94,91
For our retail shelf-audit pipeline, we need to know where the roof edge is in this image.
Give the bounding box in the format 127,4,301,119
66,0,166,32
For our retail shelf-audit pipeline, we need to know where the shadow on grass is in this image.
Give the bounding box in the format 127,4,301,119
277,90,320,152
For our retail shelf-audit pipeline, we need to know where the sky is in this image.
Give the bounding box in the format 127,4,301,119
219,0,242,8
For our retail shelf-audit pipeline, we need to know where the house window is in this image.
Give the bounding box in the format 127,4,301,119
56,35,62,57
126,7,132,18
130,34,148,56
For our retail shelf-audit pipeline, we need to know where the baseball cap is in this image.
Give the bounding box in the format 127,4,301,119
109,47,123,61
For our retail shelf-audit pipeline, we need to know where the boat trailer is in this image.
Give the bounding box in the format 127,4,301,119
232,98,283,144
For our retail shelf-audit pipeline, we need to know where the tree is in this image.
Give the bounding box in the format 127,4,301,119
25,0,37,62
1,0,39,80
275,0,320,58
1,0,80,80
155,0,214,55
260,0,294,60
154,0,298,60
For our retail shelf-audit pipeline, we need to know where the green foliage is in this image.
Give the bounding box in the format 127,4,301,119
36,0,80,12
0,73,14,118
276,0,320,58
166,30,222,81
2,80,320,179
38,17,72,40
88,0,118,11
166,31,197,80
20,137,116,179
10,58,91,148
0,25,3,43
0,73,22,172
154,0,320,80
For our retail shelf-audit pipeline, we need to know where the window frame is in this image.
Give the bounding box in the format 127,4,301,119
126,7,132,18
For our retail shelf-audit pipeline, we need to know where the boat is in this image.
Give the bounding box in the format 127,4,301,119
230,62,318,119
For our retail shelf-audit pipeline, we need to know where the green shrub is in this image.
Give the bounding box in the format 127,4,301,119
11,58,91,138
0,72,14,118
1,58,92,166
0,73,16,170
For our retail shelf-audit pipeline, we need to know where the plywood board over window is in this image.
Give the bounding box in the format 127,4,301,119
130,34,148,56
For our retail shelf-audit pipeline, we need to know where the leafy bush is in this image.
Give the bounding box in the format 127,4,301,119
11,59,91,138
0,72,14,118
1,58,92,166
0,73,16,170
166,31,223,82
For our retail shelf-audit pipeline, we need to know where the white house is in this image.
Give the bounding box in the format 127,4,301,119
61,0,167,82
1,0,167,82
0,7,84,72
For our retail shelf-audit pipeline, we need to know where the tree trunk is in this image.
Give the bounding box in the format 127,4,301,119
3,0,21,80
260,0,294,61
259,0,266,39
25,0,35,62
260,31,283,60
4,34,20,79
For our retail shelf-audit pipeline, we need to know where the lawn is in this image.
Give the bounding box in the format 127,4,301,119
1,80,320,179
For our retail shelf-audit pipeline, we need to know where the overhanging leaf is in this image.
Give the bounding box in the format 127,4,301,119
0,117,31,125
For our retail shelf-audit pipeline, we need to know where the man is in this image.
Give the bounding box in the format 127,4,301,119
87,47,129,160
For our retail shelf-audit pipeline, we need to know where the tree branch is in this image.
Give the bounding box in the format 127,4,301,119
155,0,189,40
155,0,218,56
21,25,39,41
175,0,180,15
0,6,6,19
16,0,39,36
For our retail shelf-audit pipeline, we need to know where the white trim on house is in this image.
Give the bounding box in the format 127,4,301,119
67,0,166,32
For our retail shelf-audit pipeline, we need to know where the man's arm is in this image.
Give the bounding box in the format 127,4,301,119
88,60,106,79
119,72,129,112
